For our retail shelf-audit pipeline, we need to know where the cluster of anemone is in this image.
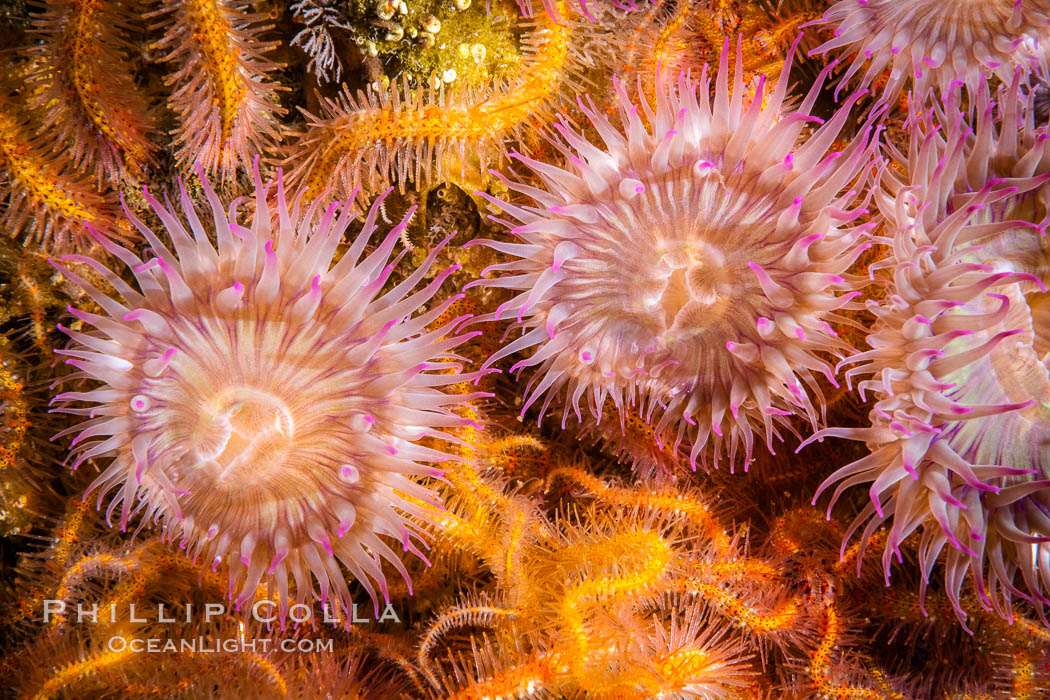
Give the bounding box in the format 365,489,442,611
10,0,1050,694
49,4,1050,633
462,4,1050,638
805,74,1050,627
51,163,486,617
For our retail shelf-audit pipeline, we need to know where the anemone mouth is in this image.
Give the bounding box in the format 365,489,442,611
142,314,356,498
188,384,295,479
651,239,738,340
575,169,801,368
130,317,385,552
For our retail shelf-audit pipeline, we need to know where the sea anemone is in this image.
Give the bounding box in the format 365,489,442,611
468,40,879,472
50,161,486,619
804,76,1050,627
810,0,1050,103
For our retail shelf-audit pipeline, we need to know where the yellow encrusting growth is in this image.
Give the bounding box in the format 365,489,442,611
285,0,608,202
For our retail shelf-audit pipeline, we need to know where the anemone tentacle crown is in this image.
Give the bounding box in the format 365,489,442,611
812,0,1050,102
470,40,880,473
51,163,484,618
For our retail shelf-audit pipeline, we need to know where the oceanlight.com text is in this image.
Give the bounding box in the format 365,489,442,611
106,636,334,654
